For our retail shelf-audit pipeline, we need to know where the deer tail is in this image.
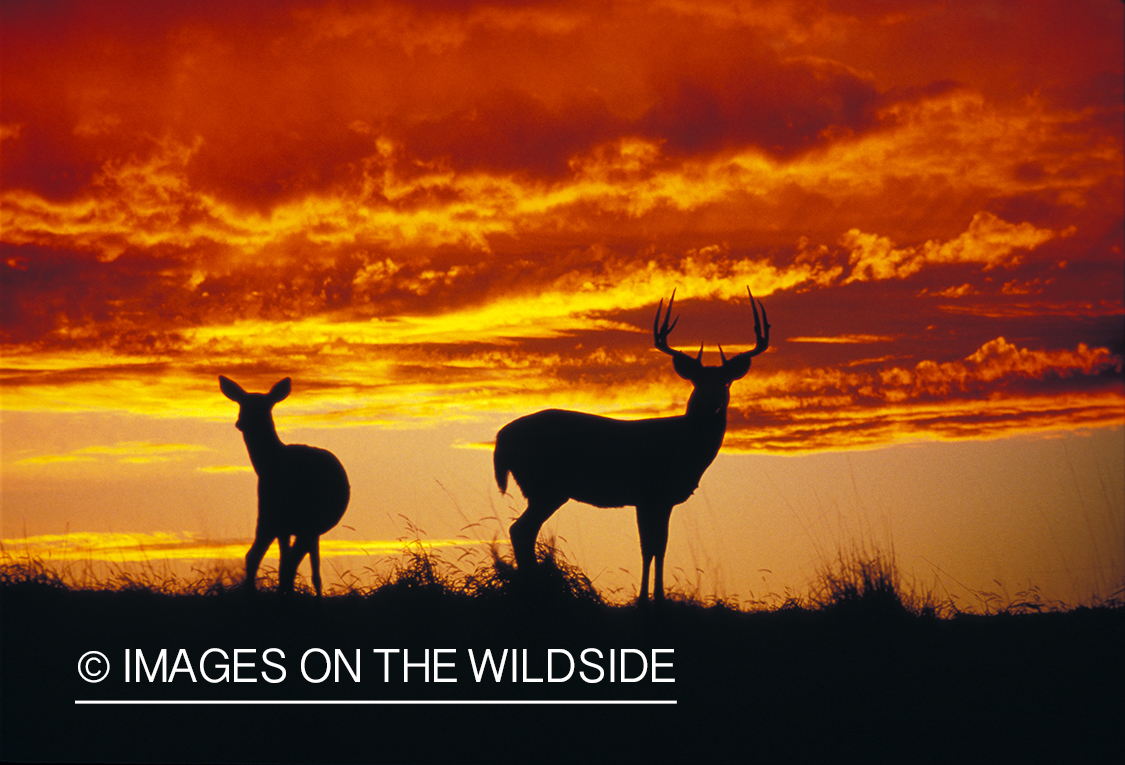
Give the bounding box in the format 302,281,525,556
493,431,510,494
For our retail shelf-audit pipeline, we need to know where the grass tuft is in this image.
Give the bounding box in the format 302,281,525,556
809,546,947,619
0,558,69,591
462,536,604,608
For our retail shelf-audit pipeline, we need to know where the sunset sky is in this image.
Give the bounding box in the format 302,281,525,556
2,0,1122,607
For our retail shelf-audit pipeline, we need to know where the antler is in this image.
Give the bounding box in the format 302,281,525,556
655,287,769,379
720,287,770,369
654,289,703,364
749,287,770,354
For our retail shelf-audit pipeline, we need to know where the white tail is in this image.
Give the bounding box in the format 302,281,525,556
219,376,350,596
494,288,770,602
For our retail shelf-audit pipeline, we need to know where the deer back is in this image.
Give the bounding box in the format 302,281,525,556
496,408,726,509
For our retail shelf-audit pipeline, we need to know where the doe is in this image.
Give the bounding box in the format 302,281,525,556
219,376,350,595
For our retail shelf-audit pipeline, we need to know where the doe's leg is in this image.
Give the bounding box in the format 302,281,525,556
244,532,274,591
277,535,296,593
280,535,317,595
308,537,323,596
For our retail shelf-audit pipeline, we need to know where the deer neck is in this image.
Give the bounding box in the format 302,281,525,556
241,426,284,473
683,404,728,463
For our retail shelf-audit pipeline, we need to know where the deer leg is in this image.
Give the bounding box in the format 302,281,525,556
244,532,274,591
282,535,318,595
639,557,652,603
636,506,653,602
510,497,564,571
637,505,673,603
651,506,673,603
309,537,323,596
277,535,299,593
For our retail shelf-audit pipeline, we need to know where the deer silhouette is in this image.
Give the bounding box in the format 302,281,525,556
219,376,350,596
494,289,770,602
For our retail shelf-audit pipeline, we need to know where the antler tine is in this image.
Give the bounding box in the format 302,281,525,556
748,286,770,353
718,287,771,371
653,289,682,355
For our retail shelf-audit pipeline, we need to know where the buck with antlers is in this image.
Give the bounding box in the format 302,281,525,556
494,288,770,602
219,376,350,596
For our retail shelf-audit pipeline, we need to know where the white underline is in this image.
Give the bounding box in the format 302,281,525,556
76,699,676,705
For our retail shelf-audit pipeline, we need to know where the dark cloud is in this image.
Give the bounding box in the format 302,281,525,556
0,243,199,351
394,89,624,178
0,124,104,201
640,57,880,158
2,245,134,345
185,125,375,215
0,0,887,206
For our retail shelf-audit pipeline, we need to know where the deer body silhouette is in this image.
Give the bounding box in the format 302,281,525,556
494,290,769,602
219,376,350,595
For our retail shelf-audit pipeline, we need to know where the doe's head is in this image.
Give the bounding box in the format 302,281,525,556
219,376,291,433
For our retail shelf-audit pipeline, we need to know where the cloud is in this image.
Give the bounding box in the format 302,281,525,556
842,212,1060,282
641,54,880,157
906,337,1122,393
722,337,1123,452
11,442,211,470
788,334,896,344
395,89,626,178
0,531,486,563
1,0,1121,458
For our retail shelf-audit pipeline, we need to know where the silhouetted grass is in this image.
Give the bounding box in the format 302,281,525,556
2,535,1117,615
2,542,1122,763
0,557,68,591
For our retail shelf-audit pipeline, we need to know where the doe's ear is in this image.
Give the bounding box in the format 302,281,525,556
219,376,246,403
268,378,292,404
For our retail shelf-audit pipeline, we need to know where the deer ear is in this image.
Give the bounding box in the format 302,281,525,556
671,353,702,381
268,378,292,403
722,355,753,382
219,376,246,403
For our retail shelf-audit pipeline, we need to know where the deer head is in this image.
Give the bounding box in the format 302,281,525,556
219,376,291,436
654,287,770,417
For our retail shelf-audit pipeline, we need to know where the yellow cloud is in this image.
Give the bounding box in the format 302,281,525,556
842,212,1058,283
10,442,210,470
0,532,489,563
788,335,896,344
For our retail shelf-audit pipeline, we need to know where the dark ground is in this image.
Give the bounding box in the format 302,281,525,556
2,559,1121,764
